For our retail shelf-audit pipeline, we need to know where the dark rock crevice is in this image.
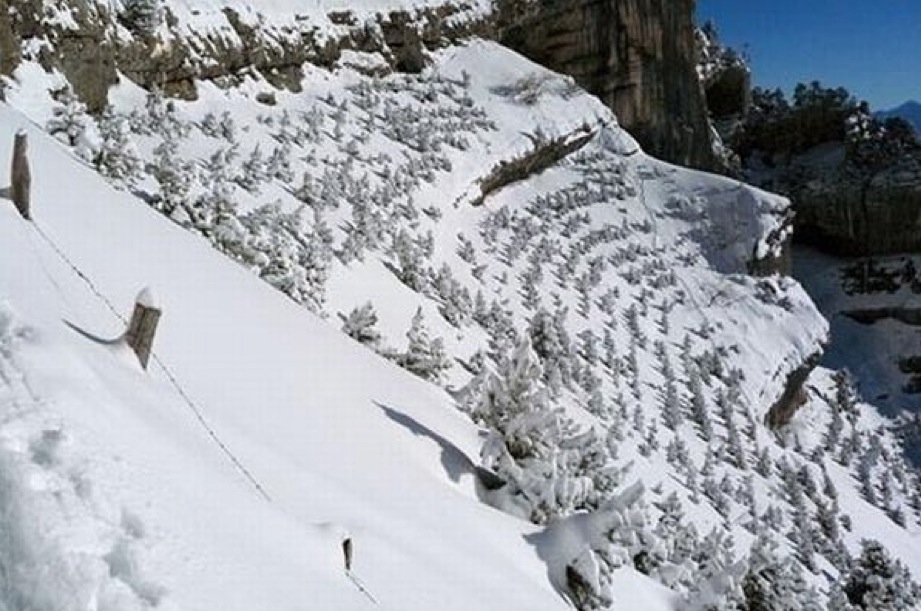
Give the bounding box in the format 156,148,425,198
793,185,921,257
765,350,824,429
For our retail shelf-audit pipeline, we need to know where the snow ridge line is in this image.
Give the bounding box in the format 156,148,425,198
28,222,273,503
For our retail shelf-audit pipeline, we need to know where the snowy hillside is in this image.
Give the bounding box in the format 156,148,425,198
0,100,594,610
3,23,921,611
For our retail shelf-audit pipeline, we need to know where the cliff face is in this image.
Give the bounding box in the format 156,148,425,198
752,143,921,256
0,0,491,111
496,0,717,170
795,180,921,256
1,0,717,171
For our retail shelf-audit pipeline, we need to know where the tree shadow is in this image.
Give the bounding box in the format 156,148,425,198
63,319,123,346
373,401,504,497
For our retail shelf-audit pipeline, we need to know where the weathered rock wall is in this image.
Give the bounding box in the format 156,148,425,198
795,185,921,256
3,0,721,173
495,0,717,171
0,0,491,111
755,143,921,256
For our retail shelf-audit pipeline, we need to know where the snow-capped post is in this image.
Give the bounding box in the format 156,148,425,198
10,130,31,220
342,537,353,572
125,288,161,370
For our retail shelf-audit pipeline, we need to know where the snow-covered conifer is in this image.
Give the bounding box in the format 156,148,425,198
392,229,428,292
398,307,451,384
339,302,383,351
842,540,921,609
94,107,140,184
238,146,269,194
151,138,193,216
742,534,821,610
47,86,93,159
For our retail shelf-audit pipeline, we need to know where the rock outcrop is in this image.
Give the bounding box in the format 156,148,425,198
0,0,491,111
495,0,717,171
748,213,794,277
765,350,823,429
753,144,921,256
471,125,597,206
795,182,921,256
2,0,723,172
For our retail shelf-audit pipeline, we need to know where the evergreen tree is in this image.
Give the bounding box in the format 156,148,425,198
151,138,193,216
47,86,93,159
339,302,383,351
742,534,821,611
476,335,569,523
94,107,141,184
392,229,428,292
398,307,451,383
843,540,921,610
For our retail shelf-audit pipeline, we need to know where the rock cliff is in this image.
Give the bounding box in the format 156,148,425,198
754,143,921,256
795,169,921,256
0,0,491,111
0,0,719,171
495,0,718,170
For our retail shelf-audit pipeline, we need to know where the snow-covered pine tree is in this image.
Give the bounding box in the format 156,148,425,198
339,302,383,351
120,0,162,35
527,307,573,394
47,86,94,160
391,229,428,292
741,533,822,611
842,540,921,610
94,107,141,185
151,138,193,217
398,308,451,384
475,334,593,523
237,146,269,194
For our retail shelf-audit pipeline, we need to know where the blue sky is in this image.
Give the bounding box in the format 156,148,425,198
697,1,921,111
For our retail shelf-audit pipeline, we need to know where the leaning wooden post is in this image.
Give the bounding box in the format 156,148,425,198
10,130,31,220
125,288,161,370
342,537,353,572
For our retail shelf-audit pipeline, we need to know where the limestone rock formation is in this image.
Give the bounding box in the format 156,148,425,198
0,0,491,111
496,0,717,170
2,0,724,173
794,169,921,256
755,144,921,256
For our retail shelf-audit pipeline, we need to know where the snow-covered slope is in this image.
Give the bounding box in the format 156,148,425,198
0,102,604,610
795,247,921,415
3,30,921,611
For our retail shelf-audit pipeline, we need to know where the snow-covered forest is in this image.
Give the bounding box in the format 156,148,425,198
1,2,920,610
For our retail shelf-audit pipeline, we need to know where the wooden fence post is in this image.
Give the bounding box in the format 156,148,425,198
125,288,160,370
342,537,353,572
10,130,31,220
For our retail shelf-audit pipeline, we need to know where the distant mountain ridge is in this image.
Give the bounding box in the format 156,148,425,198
877,99,921,134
